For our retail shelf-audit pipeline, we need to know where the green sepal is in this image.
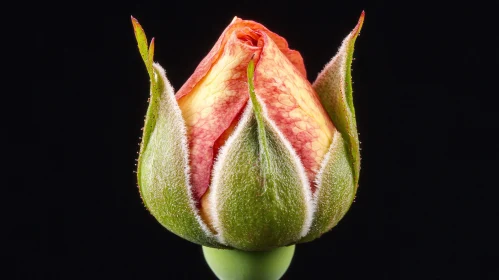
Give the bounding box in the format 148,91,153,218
207,60,312,251
131,16,154,78
132,18,221,247
299,133,355,242
312,11,364,188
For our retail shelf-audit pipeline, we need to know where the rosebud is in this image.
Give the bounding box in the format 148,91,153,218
132,13,363,251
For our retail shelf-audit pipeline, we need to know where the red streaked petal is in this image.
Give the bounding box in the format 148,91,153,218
177,30,260,201
176,17,316,201
253,33,336,191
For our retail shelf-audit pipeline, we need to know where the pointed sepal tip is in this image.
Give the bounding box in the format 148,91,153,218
131,16,154,78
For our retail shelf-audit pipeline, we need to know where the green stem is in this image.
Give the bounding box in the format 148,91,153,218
202,245,295,280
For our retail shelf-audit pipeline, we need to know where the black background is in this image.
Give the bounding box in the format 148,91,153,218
17,0,498,279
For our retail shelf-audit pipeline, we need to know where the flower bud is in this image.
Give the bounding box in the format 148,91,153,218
132,12,364,251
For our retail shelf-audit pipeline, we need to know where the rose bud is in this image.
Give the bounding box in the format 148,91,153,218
132,12,363,251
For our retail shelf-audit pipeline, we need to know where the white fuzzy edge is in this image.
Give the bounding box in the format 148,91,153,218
257,96,314,238
312,28,352,96
311,28,356,191
208,96,314,243
313,130,341,204
207,102,253,244
153,63,215,239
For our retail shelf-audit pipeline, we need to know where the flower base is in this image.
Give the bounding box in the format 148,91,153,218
202,245,295,280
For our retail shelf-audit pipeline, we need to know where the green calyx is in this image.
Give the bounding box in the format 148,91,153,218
203,245,295,280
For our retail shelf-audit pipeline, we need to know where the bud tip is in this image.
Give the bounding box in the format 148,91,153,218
353,11,365,36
